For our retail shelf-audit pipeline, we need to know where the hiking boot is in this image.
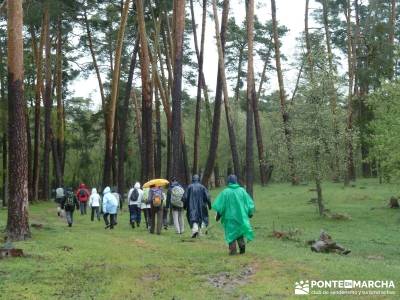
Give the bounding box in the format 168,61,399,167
136,222,140,227
68,223,72,227
229,242,237,255
229,248,237,255
239,246,246,254
191,232,199,238
131,223,135,229
104,225,110,229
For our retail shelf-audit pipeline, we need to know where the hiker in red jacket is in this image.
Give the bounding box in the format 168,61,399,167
76,183,90,215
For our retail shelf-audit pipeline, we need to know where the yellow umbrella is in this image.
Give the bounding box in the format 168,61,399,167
143,178,169,188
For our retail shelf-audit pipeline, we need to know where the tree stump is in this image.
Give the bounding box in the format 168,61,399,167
389,196,399,208
0,248,24,258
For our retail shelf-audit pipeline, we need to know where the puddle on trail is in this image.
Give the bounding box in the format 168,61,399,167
208,265,256,292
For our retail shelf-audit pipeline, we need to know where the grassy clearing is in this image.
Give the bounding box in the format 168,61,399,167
1,179,400,299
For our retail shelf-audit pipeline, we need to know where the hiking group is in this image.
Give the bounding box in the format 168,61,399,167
54,174,255,255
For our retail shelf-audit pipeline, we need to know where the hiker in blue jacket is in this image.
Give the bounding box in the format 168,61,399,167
103,186,119,229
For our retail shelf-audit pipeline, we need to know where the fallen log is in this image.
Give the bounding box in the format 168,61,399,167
310,230,350,255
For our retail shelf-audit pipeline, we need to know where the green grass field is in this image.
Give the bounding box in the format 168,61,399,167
1,179,399,299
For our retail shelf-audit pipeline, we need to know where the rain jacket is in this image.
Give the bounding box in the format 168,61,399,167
185,176,211,227
212,183,255,244
102,187,118,214
128,182,144,206
89,188,101,207
76,183,90,203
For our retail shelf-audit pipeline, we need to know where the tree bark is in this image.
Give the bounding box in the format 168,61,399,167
254,46,273,186
245,0,255,197
212,0,241,181
104,0,130,187
137,0,154,181
50,127,62,187
322,0,341,182
117,37,139,194
305,0,324,216
234,47,245,104
202,0,229,187
55,15,64,184
0,38,7,207
42,5,52,200
6,0,31,240
155,86,162,178
30,21,44,202
344,0,356,186
84,6,106,110
131,88,144,181
271,0,298,185
389,0,396,78
190,0,207,175
171,0,186,182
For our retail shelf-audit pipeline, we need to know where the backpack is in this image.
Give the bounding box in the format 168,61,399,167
129,188,139,203
64,194,75,209
151,188,163,207
170,186,184,208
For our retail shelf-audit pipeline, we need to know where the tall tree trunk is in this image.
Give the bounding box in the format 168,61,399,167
189,0,212,126
0,38,7,207
170,0,186,182
322,0,341,182
42,6,52,200
104,0,130,187
344,0,355,186
30,21,45,202
112,119,119,186
160,21,174,99
26,105,32,200
254,46,273,186
117,37,139,194
2,133,7,207
55,15,65,183
137,0,154,181
50,127,62,187
166,129,171,180
155,88,162,178
190,0,207,175
352,0,368,179
201,0,229,187
305,0,324,216
212,0,241,181
271,0,298,185
84,7,106,110
234,47,245,104
256,46,272,102
245,0,255,197
389,0,396,79
131,89,143,181
6,0,30,240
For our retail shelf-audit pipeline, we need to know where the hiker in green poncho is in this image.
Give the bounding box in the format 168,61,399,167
212,175,255,255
